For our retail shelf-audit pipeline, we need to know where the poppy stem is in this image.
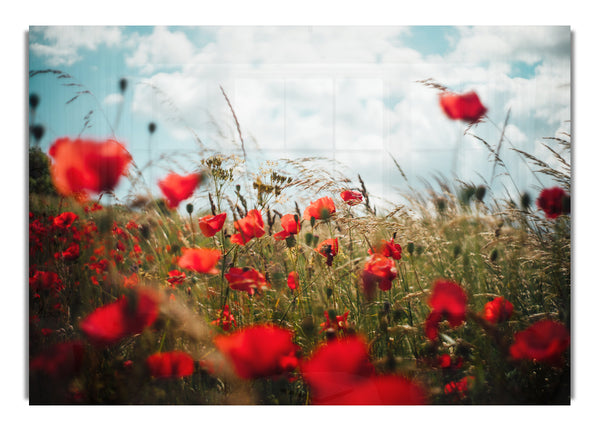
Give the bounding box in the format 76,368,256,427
158,319,170,353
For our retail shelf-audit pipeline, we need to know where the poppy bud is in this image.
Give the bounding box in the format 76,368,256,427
148,122,156,134
520,192,531,209
562,194,571,215
382,352,396,373
327,309,337,322
460,186,476,205
310,216,316,228
186,203,194,215
30,124,45,142
301,315,315,335
326,288,333,298
139,224,150,239
285,235,296,248
383,301,391,314
119,78,128,93
435,198,447,213
304,232,313,245
236,184,241,192
453,244,461,258
407,242,415,255
379,315,389,332
490,249,498,262
30,93,40,110
475,185,486,202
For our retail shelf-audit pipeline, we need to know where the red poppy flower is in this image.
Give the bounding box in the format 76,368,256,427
225,267,268,296
424,279,468,341
56,242,80,261
214,324,299,379
30,341,84,378
362,253,398,301
315,238,339,267
53,211,79,229
273,214,302,240
509,320,570,365
158,172,202,209
325,375,428,405
444,376,475,400
536,187,569,219
303,197,336,221
122,273,139,289
340,190,363,206
230,209,265,245
198,212,227,237
368,238,402,260
301,337,374,399
178,248,221,274
287,271,299,290
84,202,104,213
146,351,195,378
167,269,187,285
211,304,237,331
29,270,64,292
49,137,132,200
301,336,427,405
79,289,159,346
439,91,487,123
319,310,349,333
482,297,514,324
438,353,463,370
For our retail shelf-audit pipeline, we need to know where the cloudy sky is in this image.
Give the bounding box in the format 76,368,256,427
28,25,571,212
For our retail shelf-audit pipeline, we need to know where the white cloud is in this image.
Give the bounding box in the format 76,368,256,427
125,26,197,74
103,93,123,106
448,26,571,66
30,26,122,66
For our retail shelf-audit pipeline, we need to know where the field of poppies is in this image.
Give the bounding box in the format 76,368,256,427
28,82,571,405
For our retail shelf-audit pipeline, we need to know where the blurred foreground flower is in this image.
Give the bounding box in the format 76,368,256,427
340,190,363,206
79,289,159,346
30,341,84,378
158,172,203,209
482,297,514,324
301,337,426,405
509,320,570,366
536,187,570,219
48,137,132,201
178,248,221,274
214,324,299,379
439,91,487,123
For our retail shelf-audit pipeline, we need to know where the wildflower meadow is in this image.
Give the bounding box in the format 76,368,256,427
27,26,572,407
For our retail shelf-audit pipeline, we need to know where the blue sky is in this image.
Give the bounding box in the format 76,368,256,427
28,26,571,213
